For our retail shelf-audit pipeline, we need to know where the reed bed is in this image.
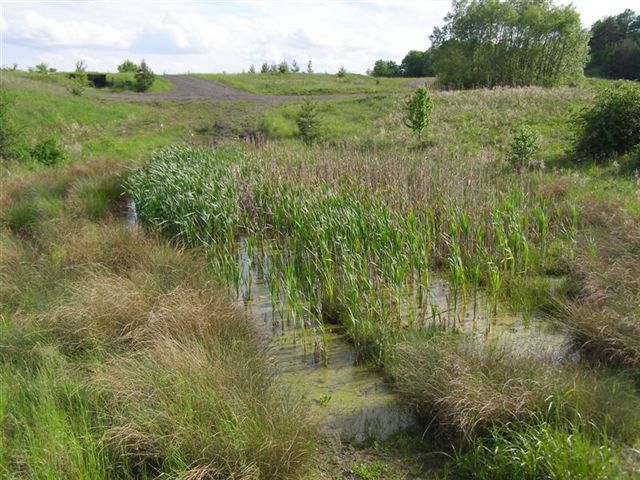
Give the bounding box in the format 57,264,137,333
128,144,577,363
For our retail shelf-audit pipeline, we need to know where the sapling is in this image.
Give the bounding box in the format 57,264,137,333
404,86,434,144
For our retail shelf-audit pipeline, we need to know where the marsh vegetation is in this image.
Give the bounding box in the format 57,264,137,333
2,4,640,474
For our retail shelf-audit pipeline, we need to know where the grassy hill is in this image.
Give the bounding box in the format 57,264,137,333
194,72,424,95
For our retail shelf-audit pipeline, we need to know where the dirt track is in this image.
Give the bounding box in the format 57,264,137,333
108,75,352,103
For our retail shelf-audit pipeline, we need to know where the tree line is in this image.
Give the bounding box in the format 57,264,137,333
586,9,639,81
371,1,638,86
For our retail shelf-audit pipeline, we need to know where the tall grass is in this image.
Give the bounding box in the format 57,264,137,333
558,201,640,367
388,331,640,443
127,144,577,363
0,159,317,479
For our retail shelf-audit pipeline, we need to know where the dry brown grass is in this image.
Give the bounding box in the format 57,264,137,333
559,201,640,367
93,290,316,479
390,333,553,439
1,156,318,478
390,331,640,445
48,272,152,354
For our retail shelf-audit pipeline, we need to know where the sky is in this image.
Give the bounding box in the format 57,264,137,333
0,0,638,74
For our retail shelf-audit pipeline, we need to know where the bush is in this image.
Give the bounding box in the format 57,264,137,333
134,60,155,92
508,127,540,169
67,73,88,96
31,139,66,166
296,98,321,145
337,66,347,78
575,82,640,161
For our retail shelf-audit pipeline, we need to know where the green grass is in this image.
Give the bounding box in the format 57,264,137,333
194,72,422,95
454,421,627,479
11,70,174,93
0,161,318,479
1,72,265,163
2,67,640,478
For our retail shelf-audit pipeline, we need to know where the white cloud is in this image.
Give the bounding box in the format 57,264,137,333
133,13,234,54
1,1,638,74
4,10,132,49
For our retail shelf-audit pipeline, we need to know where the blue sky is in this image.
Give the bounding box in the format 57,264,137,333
1,0,638,74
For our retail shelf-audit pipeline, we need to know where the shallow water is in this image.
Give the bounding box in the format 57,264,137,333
125,200,564,440
235,239,566,441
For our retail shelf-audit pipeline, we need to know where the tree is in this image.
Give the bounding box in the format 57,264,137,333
260,62,269,73
248,64,256,74
278,61,289,74
69,59,88,96
431,0,589,88
118,59,138,73
296,98,321,145
371,59,401,77
336,66,347,78
404,87,433,143
291,60,300,73
35,63,49,74
75,60,87,73
135,60,155,92
587,10,640,80
400,49,435,77
307,60,314,74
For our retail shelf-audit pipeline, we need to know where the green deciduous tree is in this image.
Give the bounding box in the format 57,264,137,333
404,87,434,143
278,61,289,74
118,59,138,73
431,0,589,88
508,127,540,169
34,63,49,74
400,49,435,77
371,60,401,77
587,10,640,80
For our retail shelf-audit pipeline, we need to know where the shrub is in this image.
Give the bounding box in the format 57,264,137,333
575,82,640,161
67,72,88,96
508,127,540,169
296,98,321,145
336,66,347,78
134,60,155,92
31,139,66,166
403,86,433,143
